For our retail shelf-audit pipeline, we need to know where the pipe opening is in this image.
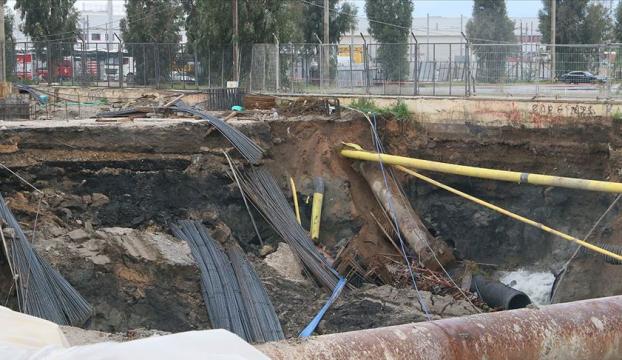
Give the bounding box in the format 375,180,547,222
507,293,532,309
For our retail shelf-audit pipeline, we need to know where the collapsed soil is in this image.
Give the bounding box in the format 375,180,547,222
0,107,619,338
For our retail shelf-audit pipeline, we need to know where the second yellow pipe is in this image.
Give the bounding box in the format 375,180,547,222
394,165,622,263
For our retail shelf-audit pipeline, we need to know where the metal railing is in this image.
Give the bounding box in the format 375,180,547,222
6,41,622,99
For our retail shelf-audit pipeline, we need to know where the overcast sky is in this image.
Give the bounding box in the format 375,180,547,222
5,0,619,20
6,0,546,17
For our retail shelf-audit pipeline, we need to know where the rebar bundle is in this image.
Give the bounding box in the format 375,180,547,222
171,220,283,343
172,101,265,164
0,194,92,326
235,167,341,291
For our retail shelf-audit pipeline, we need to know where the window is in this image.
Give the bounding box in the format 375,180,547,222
91,33,101,41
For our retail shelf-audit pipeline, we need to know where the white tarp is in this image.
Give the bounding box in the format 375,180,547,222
0,306,270,360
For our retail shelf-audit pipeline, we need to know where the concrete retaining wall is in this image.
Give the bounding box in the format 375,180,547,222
31,86,620,130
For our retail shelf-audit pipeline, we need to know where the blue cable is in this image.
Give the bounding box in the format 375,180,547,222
369,112,432,320
299,277,348,338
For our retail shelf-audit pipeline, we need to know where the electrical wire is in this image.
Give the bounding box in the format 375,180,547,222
343,105,431,319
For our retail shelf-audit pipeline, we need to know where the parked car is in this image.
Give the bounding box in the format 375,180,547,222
171,71,196,83
559,71,607,84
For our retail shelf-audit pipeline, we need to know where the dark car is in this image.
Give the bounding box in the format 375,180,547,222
559,71,607,84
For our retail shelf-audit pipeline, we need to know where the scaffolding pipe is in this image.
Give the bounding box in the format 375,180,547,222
394,165,622,263
256,295,622,360
340,147,622,193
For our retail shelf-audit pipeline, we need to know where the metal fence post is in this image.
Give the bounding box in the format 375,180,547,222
70,42,75,86
273,34,280,92
360,33,369,94
119,41,124,88
464,42,469,96
449,43,453,96
106,42,111,88
193,44,199,90
208,48,211,88
412,33,419,96
291,43,296,93
319,42,323,91
349,43,354,94
47,42,52,85
432,43,436,96
221,47,225,88
262,45,266,91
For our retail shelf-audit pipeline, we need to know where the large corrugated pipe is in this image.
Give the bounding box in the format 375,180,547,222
256,295,622,360
470,275,531,310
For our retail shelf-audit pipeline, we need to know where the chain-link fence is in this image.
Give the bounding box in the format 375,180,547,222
251,42,622,99
250,42,471,96
6,42,250,90
6,41,622,99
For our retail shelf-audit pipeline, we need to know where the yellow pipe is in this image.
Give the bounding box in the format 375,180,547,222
341,147,622,193
310,177,325,242
394,165,622,263
289,177,301,225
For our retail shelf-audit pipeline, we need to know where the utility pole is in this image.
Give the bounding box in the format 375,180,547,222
323,0,329,87
0,0,5,84
232,0,239,82
551,0,556,80
107,0,113,45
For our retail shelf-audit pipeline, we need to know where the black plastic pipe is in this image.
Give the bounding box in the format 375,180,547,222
471,275,532,310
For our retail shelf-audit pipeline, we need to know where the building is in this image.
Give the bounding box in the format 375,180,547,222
340,15,543,61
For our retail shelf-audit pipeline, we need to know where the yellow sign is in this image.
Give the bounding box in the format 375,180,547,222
338,45,363,64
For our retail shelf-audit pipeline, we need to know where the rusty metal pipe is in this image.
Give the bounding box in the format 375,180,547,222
256,295,622,360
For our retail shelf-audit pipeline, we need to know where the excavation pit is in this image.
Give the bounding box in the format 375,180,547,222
0,95,620,343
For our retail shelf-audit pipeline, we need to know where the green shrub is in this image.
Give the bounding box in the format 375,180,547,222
389,100,410,121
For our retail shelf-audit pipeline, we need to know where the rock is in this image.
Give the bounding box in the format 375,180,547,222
44,224,65,238
91,193,110,207
57,207,73,219
318,285,480,334
59,195,84,209
259,244,275,257
210,222,232,244
264,243,306,283
81,195,92,205
67,229,90,242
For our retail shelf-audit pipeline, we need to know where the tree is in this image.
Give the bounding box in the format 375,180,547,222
120,0,182,85
183,0,296,84
365,0,413,81
583,3,612,44
615,1,622,42
4,5,15,80
300,0,357,44
539,0,612,76
466,0,516,83
15,0,79,80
